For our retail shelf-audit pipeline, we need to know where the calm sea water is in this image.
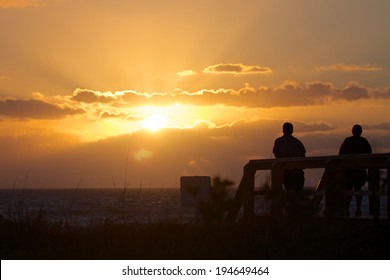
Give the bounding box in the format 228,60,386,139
0,187,387,225
0,188,196,224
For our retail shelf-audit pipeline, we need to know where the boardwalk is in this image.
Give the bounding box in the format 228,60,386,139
226,153,390,222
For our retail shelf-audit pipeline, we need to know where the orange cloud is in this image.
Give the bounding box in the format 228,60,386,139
71,88,118,104
99,111,138,120
176,70,197,77
69,81,390,110
4,81,387,122
363,122,390,131
0,98,84,119
203,63,272,75
315,64,382,72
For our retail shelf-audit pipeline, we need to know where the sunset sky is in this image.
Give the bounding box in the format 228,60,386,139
1,0,390,188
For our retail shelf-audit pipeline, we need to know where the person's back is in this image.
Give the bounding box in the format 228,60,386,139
272,122,306,192
339,134,372,155
273,134,306,158
339,124,372,216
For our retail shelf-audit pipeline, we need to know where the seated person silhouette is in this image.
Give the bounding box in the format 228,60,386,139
273,122,306,192
339,124,372,216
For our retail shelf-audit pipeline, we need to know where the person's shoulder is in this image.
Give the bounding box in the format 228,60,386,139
274,135,285,142
361,137,372,146
356,136,370,144
291,135,303,142
342,136,355,143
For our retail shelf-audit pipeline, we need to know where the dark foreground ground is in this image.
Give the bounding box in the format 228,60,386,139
1,216,390,259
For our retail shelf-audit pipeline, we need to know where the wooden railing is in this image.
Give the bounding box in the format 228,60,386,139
226,153,390,222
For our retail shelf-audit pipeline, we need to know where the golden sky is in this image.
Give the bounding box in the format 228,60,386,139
1,0,390,188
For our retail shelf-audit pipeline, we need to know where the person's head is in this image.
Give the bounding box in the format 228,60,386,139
352,124,363,137
282,122,293,135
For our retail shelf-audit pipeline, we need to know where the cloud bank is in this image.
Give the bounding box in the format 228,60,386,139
71,81,390,109
315,64,382,72
203,63,272,75
1,81,390,120
0,98,84,119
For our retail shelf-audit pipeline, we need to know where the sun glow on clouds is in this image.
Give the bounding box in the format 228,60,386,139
142,114,168,132
4,79,390,143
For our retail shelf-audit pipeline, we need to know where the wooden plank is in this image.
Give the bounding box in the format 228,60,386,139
226,153,390,222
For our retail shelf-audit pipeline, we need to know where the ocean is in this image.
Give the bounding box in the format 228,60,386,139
0,187,387,225
0,188,195,225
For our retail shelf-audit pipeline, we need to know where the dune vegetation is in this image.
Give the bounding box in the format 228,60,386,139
1,212,390,260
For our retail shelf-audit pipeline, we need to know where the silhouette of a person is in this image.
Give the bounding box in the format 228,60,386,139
339,124,372,216
273,122,306,192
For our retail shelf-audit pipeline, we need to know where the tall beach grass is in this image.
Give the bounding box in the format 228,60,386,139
1,174,390,259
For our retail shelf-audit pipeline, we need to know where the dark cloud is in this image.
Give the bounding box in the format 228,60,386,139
4,80,384,122
72,88,170,106
341,82,370,100
0,98,85,119
72,89,99,103
169,81,385,108
99,111,139,121
100,111,125,119
363,122,390,131
72,88,115,104
315,64,382,72
203,63,272,75
371,87,390,99
71,81,389,109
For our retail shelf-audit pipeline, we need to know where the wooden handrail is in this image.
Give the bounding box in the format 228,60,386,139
226,153,390,222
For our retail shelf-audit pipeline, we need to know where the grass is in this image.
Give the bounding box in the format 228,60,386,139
2,174,390,260
1,214,390,259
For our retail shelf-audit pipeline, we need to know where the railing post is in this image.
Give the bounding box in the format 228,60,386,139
271,162,284,219
228,153,390,223
387,159,390,220
324,159,343,218
243,164,255,220
368,167,380,217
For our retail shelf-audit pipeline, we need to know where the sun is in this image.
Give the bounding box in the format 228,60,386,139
142,114,168,131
